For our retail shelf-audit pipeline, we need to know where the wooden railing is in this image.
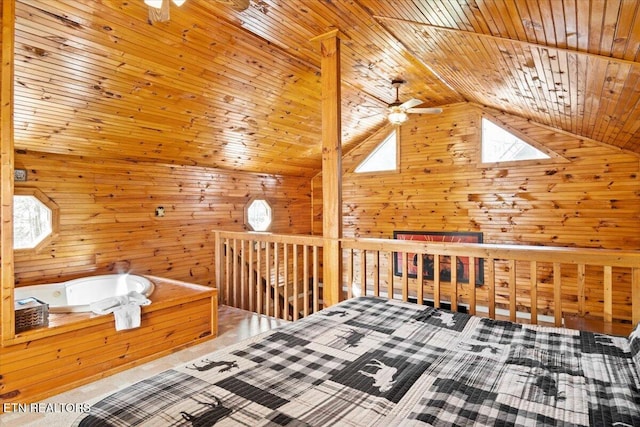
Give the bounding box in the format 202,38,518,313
342,238,640,334
215,231,640,334
215,231,324,321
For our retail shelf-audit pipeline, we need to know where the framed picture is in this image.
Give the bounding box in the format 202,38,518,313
393,231,484,285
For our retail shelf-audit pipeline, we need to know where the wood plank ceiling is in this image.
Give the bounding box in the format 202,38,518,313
12,0,640,178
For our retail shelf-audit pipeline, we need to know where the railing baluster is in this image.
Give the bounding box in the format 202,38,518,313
360,250,366,296
604,265,613,324
417,251,424,305
387,251,393,300
347,248,354,299
284,243,289,321
554,262,562,327
632,267,640,325
224,238,231,306
509,259,516,322
266,242,272,317
274,242,280,319
232,238,238,308
530,261,537,324
240,239,247,310
451,255,458,312
469,256,476,315
313,245,319,313
256,240,262,315
303,245,309,317
577,264,586,316
373,250,379,297
434,255,440,308
248,240,255,312
488,259,495,319
214,232,224,305
293,244,299,321
401,252,408,302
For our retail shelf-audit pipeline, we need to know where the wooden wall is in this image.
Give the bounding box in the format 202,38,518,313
314,103,640,249
312,103,640,320
13,150,312,287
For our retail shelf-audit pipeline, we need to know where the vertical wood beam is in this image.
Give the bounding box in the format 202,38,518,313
214,231,225,307
312,30,342,307
1,0,16,342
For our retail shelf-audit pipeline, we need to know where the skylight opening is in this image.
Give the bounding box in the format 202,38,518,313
481,118,550,163
355,130,397,173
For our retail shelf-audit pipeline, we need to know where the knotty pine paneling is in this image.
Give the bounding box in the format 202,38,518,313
313,103,640,321
14,151,311,287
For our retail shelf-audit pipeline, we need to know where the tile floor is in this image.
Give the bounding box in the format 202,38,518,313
1,306,289,427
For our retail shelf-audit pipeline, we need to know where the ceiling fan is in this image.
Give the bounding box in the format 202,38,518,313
145,0,249,23
385,79,442,125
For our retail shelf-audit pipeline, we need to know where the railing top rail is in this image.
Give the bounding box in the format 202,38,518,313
213,231,640,268
214,230,325,246
340,237,640,268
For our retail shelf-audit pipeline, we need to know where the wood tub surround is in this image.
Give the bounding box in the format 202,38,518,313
0,276,217,406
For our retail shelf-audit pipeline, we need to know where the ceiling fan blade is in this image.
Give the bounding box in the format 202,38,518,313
406,107,443,114
215,0,250,11
399,98,423,110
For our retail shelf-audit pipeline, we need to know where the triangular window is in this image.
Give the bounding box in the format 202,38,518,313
481,118,550,163
355,130,397,173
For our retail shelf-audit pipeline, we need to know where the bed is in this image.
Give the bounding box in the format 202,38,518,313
74,296,640,426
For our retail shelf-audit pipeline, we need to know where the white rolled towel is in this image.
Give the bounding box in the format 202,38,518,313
126,290,151,306
90,295,129,315
114,304,141,331
90,291,151,315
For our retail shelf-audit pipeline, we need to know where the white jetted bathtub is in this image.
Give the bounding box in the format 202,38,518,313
14,274,155,313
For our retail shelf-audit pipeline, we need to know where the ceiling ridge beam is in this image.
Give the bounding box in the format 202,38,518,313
374,15,640,68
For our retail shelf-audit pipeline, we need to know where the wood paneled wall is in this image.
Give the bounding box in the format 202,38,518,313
312,103,640,319
314,103,640,249
13,151,312,287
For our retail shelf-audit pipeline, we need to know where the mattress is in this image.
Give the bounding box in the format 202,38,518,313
73,296,640,426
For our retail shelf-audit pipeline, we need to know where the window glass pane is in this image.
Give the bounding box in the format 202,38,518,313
247,199,272,231
481,118,549,162
355,130,397,173
14,195,53,249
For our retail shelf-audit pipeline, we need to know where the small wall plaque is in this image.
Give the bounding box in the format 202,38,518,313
14,169,27,182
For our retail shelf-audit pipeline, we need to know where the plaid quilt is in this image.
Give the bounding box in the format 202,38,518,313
74,296,640,426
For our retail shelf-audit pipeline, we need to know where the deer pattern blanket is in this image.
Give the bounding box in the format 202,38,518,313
74,296,640,426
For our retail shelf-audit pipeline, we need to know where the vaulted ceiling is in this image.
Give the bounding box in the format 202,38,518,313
12,0,640,177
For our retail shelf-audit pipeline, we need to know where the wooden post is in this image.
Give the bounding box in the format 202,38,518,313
214,231,223,303
1,0,16,342
311,30,342,307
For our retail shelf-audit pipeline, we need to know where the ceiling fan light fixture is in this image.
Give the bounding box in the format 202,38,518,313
388,107,408,125
144,0,163,8
172,0,186,6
